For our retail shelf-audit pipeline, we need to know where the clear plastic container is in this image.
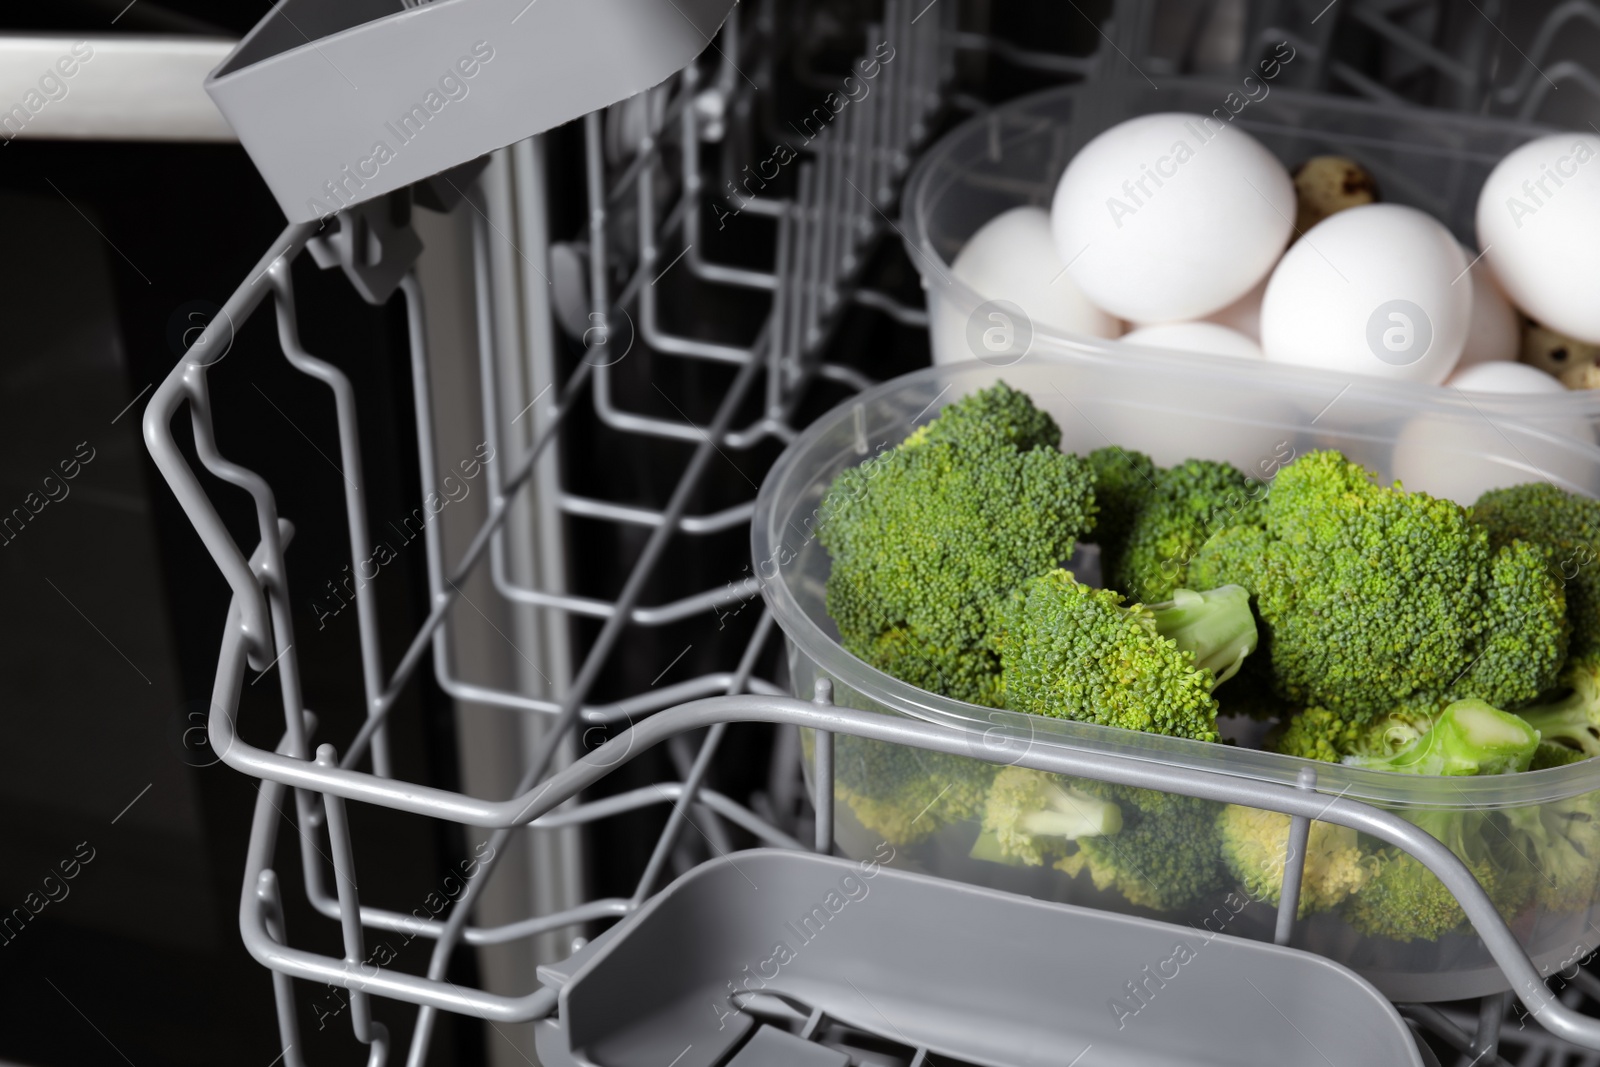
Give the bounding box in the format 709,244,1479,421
903,77,1598,408
753,357,1600,1002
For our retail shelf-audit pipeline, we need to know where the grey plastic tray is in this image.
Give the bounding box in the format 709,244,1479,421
205,0,737,223
533,850,1424,1067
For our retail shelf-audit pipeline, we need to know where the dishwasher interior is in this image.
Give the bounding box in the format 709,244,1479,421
37,0,1600,1064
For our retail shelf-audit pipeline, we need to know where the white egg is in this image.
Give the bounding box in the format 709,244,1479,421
1391,407,1595,505
1453,243,1521,371
1260,204,1471,384
1050,113,1294,324
1121,321,1264,360
1204,274,1268,341
1477,133,1600,344
1394,361,1591,503
1058,384,1296,475
1067,326,1291,473
1448,361,1563,393
933,206,1120,365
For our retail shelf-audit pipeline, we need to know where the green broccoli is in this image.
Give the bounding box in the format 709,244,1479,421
1151,585,1261,686
1185,523,1281,724
819,382,1096,706
832,734,996,847
1111,458,1264,603
1185,522,1270,598
1272,543,1567,749
1498,651,1600,914
1217,805,1370,917
996,572,1258,742
1342,699,1539,775
1086,446,1160,583
866,626,1004,710
1472,482,1600,657
1503,790,1600,913
977,771,1226,910
1448,537,1570,711
1188,450,1568,723
1270,704,1436,764
1339,700,1539,942
1515,656,1600,763
1532,741,1589,770
916,378,1063,452
976,767,1122,867
1345,807,1513,943
1057,782,1227,912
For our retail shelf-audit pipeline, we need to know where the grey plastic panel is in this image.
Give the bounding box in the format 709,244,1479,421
550,850,1424,1067
727,1027,849,1067
205,0,737,223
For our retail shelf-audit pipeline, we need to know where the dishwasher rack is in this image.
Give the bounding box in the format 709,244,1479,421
141,1,1600,1064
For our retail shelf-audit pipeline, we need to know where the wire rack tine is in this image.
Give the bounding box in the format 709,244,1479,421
632,611,778,903
258,870,311,1067
203,574,1600,1052
316,744,379,1048
142,224,315,669
269,265,392,777
404,186,777,1061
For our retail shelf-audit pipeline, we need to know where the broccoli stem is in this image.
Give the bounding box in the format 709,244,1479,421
1147,585,1259,687
1018,787,1124,839
1344,699,1539,775
1516,660,1600,761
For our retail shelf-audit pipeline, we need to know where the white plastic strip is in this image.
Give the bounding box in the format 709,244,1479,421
0,35,236,143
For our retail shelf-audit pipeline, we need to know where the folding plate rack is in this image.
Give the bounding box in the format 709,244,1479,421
141,0,1600,1064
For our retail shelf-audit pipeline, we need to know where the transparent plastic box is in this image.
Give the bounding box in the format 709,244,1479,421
903,76,1599,408
753,357,1600,1002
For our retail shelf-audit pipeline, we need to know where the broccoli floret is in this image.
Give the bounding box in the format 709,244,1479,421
1377,544,1567,717
918,378,1063,452
1185,522,1271,598
1497,656,1600,913
819,382,1096,706
866,627,1005,711
1347,539,1567,717
1112,459,1264,603
1516,656,1600,762
1057,783,1227,911
1338,700,1538,941
1185,524,1284,723
833,734,996,847
1343,699,1539,775
1217,806,1370,917
1473,482,1600,657
1532,741,1589,770
1188,451,1567,723
996,572,1258,742
1503,791,1600,913
1086,446,1160,582
1271,704,1436,763
977,767,1122,867
1345,808,1512,943
1445,538,1569,710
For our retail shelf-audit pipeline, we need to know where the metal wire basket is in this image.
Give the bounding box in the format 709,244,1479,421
142,0,1600,1063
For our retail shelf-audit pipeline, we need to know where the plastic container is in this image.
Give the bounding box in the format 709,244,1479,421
533,850,1425,1067
753,357,1600,1002
903,77,1594,406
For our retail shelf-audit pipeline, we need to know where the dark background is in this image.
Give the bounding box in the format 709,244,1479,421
0,2,483,1063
